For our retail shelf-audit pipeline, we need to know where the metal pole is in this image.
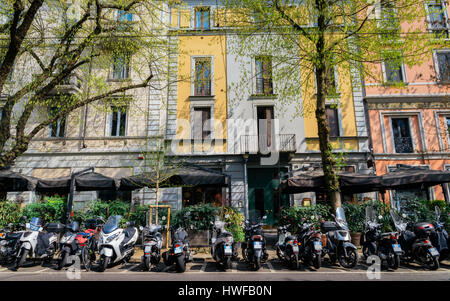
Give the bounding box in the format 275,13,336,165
243,157,249,219
66,167,94,223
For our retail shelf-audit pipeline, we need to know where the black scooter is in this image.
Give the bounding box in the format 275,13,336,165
296,220,322,269
275,224,300,269
430,206,449,262
162,212,191,273
361,206,403,270
0,218,25,264
242,215,268,271
390,209,440,270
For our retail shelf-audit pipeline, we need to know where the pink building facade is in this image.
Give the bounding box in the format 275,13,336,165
364,1,450,208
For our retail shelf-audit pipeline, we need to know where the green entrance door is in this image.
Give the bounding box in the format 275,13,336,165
247,168,288,225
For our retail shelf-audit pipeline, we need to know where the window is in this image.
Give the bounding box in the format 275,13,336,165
255,56,273,95
194,58,211,96
383,52,405,83
446,117,450,142
436,51,450,82
326,106,340,137
391,118,413,153
49,107,66,138
427,1,449,39
118,10,133,22
110,106,127,137
257,106,274,148
193,107,211,140
111,53,130,80
195,7,210,30
380,0,400,37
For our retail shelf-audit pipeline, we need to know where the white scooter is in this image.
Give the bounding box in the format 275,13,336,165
97,215,138,272
14,217,64,270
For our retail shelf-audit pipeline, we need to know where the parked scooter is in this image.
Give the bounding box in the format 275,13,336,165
275,224,300,269
390,209,440,270
163,220,192,273
56,221,81,270
97,215,139,272
14,217,64,270
361,206,403,269
430,206,449,262
0,218,25,264
321,207,358,268
242,211,268,271
296,219,322,269
210,216,234,270
140,223,163,271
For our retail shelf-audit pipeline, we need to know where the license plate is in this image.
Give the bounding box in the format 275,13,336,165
224,245,232,255
314,241,322,251
392,244,402,253
429,247,439,256
292,245,299,253
174,246,183,254
144,246,151,253
253,241,262,249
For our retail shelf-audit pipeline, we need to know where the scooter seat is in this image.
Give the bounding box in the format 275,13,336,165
121,227,136,246
7,232,22,240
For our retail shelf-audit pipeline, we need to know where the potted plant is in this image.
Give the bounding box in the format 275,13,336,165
343,203,365,246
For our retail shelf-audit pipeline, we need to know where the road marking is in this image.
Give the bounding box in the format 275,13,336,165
265,261,276,273
33,268,49,273
121,264,139,273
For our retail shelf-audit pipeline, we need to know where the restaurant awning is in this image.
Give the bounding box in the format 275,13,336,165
74,171,118,191
117,165,228,190
0,170,38,192
379,165,450,190
36,176,71,193
281,171,383,194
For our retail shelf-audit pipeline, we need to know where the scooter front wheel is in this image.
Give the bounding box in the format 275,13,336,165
15,249,27,270
56,251,67,270
98,256,110,272
338,248,358,269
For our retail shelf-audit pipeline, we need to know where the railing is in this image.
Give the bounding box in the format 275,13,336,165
255,78,273,95
393,137,414,153
240,134,296,154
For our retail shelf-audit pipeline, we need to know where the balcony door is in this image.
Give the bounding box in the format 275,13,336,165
257,106,274,150
391,118,413,153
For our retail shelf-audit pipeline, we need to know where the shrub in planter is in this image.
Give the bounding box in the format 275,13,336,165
221,206,245,243
343,203,365,233
0,201,23,228
172,204,221,231
23,196,66,223
279,204,332,233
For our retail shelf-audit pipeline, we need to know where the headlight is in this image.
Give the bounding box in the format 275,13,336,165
0,240,7,246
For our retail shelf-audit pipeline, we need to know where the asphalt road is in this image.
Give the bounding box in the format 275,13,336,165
1,256,449,281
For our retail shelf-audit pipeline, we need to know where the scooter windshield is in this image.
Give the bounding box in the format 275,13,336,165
103,215,122,234
390,210,406,232
365,206,377,223
30,217,42,231
335,207,348,230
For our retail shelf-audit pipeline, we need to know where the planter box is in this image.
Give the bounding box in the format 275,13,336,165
187,230,210,247
350,232,362,246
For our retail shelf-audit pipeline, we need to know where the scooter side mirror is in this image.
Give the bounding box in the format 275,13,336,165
139,226,144,231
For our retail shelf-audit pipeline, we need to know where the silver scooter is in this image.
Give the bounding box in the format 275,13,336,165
97,215,139,272
14,217,64,270
210,216,234,270
140,223,163,271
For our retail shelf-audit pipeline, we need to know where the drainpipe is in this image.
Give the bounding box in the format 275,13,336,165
243,154,249,219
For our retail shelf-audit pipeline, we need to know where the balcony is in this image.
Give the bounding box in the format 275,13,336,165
240,134,296,154
393,137,414,153
49,73,82,95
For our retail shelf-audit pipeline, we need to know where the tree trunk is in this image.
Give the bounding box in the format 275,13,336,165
315,0,341,212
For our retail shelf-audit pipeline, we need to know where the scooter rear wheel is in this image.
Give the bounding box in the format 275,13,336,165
387,251,400,270
253,256,261,271
143,256,151,271
289,253,299,270
313,253,321,269
175,255,186,273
